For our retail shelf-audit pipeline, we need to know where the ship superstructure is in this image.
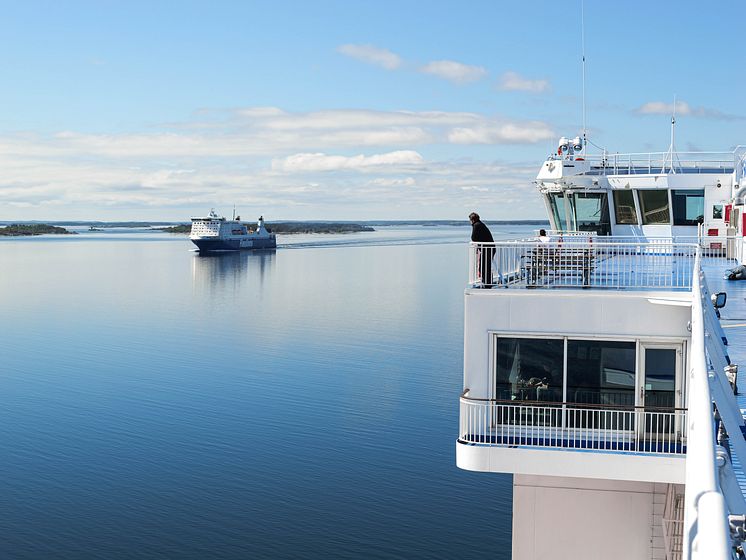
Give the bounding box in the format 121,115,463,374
457,138,746,559
190,209,276,252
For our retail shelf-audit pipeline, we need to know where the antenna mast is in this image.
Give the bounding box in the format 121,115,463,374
663,95,680,174
581,0,587,154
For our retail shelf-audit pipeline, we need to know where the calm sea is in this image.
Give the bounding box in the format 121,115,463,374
0,224,538,559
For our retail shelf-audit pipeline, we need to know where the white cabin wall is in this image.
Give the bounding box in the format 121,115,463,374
463,290,691,397
512,474,669,560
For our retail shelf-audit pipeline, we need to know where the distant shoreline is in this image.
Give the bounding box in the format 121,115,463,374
0,219,550,228
0,224,76,236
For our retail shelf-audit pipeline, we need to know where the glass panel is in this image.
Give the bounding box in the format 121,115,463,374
566,340,636,407
671,189,704,226
713,204,723,219
572,193,611,234
638,190,670,225
644,349,676,410
548,194,567,232
495,337,563,403
613,190,638,224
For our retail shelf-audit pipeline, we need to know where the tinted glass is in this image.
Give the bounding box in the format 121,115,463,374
644,348,676,409
671,190,704,226
713,205,723,219
613,190,638,224
571,193,611,235
495,337,564,403
548,194,567,231
638,190,670,224
566,340,636,407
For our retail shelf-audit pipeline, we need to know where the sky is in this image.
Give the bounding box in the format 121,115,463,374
1,0,745,221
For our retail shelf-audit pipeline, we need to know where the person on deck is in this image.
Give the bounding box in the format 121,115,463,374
469,212,494,287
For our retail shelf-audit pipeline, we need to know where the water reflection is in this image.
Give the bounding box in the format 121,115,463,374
191,250,276,295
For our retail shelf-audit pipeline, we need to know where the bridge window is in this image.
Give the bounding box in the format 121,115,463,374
569,192,611,235
638,190,670,225
548,194,568,232
613,190,639,225
566,340,636,408
672,189,704,226
495,337,564,403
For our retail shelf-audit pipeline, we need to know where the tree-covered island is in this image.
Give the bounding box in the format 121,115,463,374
0,224,76,236
160,222,375,234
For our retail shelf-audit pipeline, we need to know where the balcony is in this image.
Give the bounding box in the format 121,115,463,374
459,396,687,456
469,236,741,290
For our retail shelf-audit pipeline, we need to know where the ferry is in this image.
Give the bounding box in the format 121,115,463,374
189,209,276,252
457,134,746,559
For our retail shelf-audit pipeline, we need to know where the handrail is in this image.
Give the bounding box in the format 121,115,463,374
460,394,687,412
683,254,732,559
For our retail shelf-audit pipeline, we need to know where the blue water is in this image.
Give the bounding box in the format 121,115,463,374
0,225,536,559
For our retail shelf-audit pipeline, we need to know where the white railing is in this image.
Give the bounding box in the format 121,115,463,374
683,254,732,559
459,398,686,455
469,237,742,290
470,240,697,289
549,148,746,175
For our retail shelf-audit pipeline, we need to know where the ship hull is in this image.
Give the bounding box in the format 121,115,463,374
191,237,276,252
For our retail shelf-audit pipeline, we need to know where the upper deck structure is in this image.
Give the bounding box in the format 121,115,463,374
457,139,746,560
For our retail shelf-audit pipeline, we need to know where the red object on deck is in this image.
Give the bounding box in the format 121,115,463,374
725,204,732,223
708,228,719,236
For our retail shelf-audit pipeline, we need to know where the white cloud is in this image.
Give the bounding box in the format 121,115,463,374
498,71,549,93
448,122,554,144
272,150,424,172
419,60,487,84
635,100,691,115
0,106,555,220
337,44,402,70
634,100,742,120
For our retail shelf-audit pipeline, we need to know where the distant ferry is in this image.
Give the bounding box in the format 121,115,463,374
189,209,276,252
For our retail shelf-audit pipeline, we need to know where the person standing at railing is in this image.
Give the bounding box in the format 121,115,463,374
538,229,551,243
469,212,494,287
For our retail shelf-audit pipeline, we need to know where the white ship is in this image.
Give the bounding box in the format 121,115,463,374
190,209,276,252
457,134,746,559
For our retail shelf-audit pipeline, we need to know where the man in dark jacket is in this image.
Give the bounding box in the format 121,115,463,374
469,212,494,287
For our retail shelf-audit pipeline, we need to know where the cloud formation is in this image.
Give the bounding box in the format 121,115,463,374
337,44,402,70
498,71,549,93
0,106,553,220
634,100,742,120
419,60,487,83
272,150,424,172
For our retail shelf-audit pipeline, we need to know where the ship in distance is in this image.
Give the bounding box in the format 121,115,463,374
189,209,276,252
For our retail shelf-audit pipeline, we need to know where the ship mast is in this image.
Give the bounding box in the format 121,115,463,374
663,95,681,174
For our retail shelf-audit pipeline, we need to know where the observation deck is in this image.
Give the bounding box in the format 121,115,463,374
458,235,739,486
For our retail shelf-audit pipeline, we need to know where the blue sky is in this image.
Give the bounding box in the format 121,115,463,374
1,0,744,220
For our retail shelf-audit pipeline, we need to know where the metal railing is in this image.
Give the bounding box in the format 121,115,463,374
548,148,746,175
469,236,742,290
683,254,732,559
458,398,687,455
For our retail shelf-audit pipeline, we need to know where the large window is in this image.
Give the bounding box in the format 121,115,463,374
671,189,704,226
569,192,611,235
613,190,638,225
495,337,564,402
547,193,568,232
638,190,670,225
566,340,636,407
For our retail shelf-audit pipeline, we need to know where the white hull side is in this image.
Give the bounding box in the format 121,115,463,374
512,474,679,560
